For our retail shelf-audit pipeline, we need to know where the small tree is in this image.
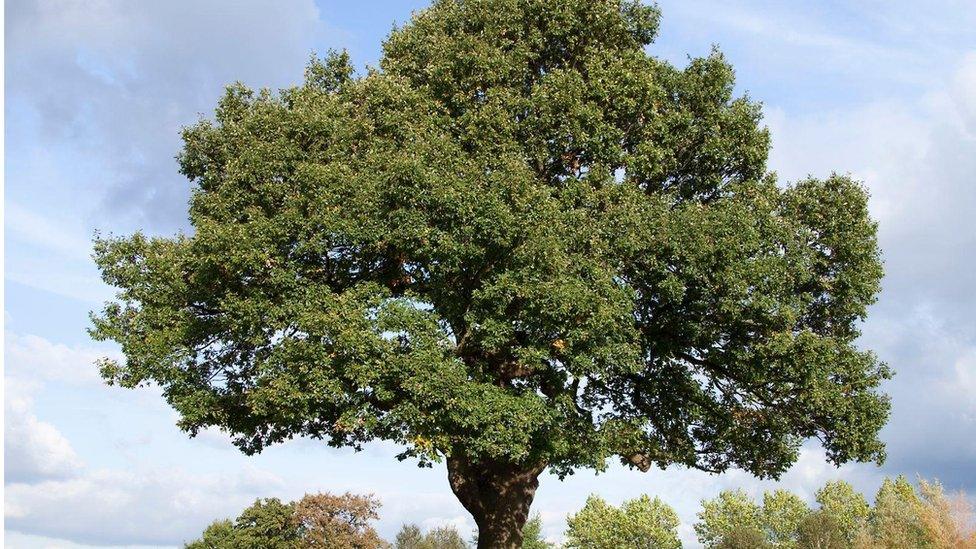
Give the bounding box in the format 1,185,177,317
856,477,976,549
716,526,773,549
521,514,553,549
565,494,680,549
395,524,467,549
92,1,890,547
296,492,387,548
395,525,427,549
185,519,237,549
233,498,300,549
867,476,928,548
797,510,847,549
185,493,386,549
697,488,812,548
915,479,976,548
762,490,810,548
695,490,763,547
815,480,870,545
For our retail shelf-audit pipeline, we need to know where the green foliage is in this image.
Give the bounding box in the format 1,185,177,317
697,488,812,548
694,477,976,549
395,524,467,549
565,494,680,549
913,479,976,549
762,490,810,548
425,526,468,549
186,498,297,549
815,481,869,544
185,519,237,549
185,493,386,549
695,490,764,547
797,510,847,549
716,526,773,549
521,514,553,549
865,476,929,548
233,498,300,549
395,524,425,549
92,0,888,494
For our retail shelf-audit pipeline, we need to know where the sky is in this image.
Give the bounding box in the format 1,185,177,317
4,0,976,547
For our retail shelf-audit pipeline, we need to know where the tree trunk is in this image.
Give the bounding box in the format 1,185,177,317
446,456,546,549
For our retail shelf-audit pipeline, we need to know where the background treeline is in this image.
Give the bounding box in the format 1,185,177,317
185,476,975,548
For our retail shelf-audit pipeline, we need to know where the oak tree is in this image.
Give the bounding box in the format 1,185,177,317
92,1,890,547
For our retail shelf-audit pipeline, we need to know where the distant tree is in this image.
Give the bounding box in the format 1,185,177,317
395,524,467,549
521,514,552,549
185,493,386,549
815,481,870,545
695,490,763,547
185,519,238,549
296,492,387,548
92,0,890,547
565,494,680,549
233,497,300,549
762,490,810,548
853,477,976,549
797,510,847,549
716,526,773,549
915,479,976,548
395,524,427,549
425,526,468,549
866,476,928,548
698,488,812,548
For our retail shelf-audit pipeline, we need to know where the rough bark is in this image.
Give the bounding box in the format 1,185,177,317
446,456,546,549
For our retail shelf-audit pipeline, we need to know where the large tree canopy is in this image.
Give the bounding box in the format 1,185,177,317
92,1,889,546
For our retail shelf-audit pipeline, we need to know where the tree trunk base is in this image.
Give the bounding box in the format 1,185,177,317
446,457,545,549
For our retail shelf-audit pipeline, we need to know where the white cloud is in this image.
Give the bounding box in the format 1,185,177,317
4,331,107,387
1,328,287,546
5,465,286,547
3,203,111,304
5,203,93,262
767,52,976,330
4,531,162,549
4,392,84,485
4,0,332,302
764,52,976,490
657,0,971,92
3,333,104,484
944,51,976,137
950,349,976,420
6,0,327,231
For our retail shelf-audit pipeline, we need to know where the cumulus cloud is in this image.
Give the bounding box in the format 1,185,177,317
2,328,472,547
3,332,101,484
5,466,287,547
4,331,106,387
2,330,289,546
4,391,84,484
765,52,976,490
6,0,328,234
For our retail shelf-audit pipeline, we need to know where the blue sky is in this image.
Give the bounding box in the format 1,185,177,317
4,1,976,547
